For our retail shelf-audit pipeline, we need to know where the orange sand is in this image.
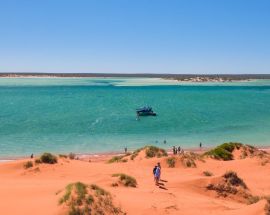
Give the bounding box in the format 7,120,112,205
0,150,270,215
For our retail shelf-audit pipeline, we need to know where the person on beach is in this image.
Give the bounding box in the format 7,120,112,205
200,142,202,150
124,147,127,154
157,162,161,178
153,165,157,181
177,146,181,154
154,164,161,185
173,146,176,155
163,140,166,144
30,153,33,159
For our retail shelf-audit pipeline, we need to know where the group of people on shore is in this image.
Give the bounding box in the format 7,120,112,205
172,146,183,155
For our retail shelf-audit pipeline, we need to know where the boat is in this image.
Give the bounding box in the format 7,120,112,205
136,106,157,116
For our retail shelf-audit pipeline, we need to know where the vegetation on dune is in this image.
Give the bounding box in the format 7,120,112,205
23,161,33,169
145,146,168,158
35,158,42,164
130,148,142,160
40,152,58,164
179,152,203,168
166,157,176,168
108,155,128,163
130,145,168,160
112,173,137,187
59,182,124,215
203,171,213,177
206,170,256,204
34,153,58,164
223,171,247,189
204,142,243,160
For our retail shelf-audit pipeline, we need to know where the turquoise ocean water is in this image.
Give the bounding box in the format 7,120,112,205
1,78,270,158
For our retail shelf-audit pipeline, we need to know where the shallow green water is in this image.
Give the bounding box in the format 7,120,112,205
1,78,270,158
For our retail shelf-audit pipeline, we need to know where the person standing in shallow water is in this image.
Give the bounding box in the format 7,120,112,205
124,147,127,154
199,142,202,150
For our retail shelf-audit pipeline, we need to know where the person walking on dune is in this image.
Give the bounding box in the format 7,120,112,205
154,164,161,185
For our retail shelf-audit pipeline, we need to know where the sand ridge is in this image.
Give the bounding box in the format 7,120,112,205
0,147,270,215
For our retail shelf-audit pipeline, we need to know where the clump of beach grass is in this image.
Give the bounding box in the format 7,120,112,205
206,171,251,202
58,182,124,215
35,153,57,164
108,155,127,163
129,146,168,160
112,173,137,187
179,152,203,168
203,171,213,176
24,161,33,169
166,157,176,168
40,152,57,164
204,142,243,160
223,171,247,189
145,146,167,158
130,148,143,160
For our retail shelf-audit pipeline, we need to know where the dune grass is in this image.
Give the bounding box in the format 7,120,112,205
223,171,247,189
145,146,167,158
204,142,243,160
59,182,124,215
23,161,33,169
108,155,127,163
166,157,176,168
40,152,58,164
112,173,137,187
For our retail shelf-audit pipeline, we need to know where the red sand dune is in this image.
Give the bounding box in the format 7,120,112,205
0,148,270,215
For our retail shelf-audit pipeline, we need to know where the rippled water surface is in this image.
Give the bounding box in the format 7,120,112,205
1,78,270,157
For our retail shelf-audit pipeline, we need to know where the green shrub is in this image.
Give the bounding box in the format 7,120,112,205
40,152,57,164
166,157,176,168
58,182,124,215
112,173,137,187
24,161,33,169
204,142,243,160
145,146,167,158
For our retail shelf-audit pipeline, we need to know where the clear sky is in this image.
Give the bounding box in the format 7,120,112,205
0,0,269,74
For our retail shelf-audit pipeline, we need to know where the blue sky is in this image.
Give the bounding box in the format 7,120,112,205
0,0,269,74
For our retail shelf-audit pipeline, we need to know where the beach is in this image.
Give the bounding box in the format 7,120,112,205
0,144,270,215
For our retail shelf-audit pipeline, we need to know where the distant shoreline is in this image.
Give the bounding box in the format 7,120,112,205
1,144,270,162
1,73,270,84
1,73,270,80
